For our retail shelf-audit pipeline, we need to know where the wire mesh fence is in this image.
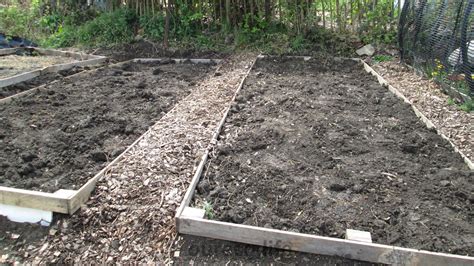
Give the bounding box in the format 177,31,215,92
399,0,474,99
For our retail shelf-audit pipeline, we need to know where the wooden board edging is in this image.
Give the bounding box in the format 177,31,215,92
34,48,103,61
0,58,111,104
177,216,474,266
0,70,42,88
0,47,106,89
0,186,70,213
132,58,222,64
0,57,106,89
0,48,18,56
0,57,226,215
175,57,257,222
175,55,474,265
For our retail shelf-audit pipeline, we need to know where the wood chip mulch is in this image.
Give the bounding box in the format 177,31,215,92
8,53,255,264
371,60,473,163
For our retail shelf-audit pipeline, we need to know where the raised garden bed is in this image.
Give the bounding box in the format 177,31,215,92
0,53,76,78
0,47,106,95
0,59,217,214
0,65,94,99
176,56,474,265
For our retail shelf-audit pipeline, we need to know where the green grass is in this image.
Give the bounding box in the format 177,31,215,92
459,100,474,112
373,54,393,63
447,97,473,112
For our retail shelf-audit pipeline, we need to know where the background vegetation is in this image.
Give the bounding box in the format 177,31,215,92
0,0,399,54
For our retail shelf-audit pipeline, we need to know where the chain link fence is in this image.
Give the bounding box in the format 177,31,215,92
399,0,473,99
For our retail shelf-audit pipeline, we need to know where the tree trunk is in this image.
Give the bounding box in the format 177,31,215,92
264,0,272,23
164,0,171,48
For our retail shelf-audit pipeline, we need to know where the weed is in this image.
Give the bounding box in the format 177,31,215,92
459,100,473,112
202,201,214,219
447,97,456,106
447,97,473,112
373,54,393,63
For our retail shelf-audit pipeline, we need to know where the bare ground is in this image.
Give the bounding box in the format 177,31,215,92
0,65,96,99
1,61,212,192
1,54,473,264
193,57,473,255
0,53,255,264
371,60,473,163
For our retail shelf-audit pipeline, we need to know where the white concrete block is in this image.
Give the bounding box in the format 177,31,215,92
182,207,205,219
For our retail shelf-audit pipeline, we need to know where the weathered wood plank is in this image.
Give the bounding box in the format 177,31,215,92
0,70,41,88
0,186,70,213
178,217,474,266
45,57,107,73
132,58,222,64
175,151,210,219
34,47,104,60
0,48,106,89
210,58,256,144
0,59,110,104
0,48,18,56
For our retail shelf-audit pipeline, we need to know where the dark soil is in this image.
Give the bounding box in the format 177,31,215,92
194,57,474,255
0,66,93,99
175,235,379,265
0,215,48,260
0,61,215,192
93,40,228,62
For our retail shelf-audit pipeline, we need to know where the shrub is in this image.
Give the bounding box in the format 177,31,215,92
41,24,77,48
76,8,137,47
0,4,40,39
139,14,165,41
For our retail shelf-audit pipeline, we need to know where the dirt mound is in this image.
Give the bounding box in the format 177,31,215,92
92,40,228,61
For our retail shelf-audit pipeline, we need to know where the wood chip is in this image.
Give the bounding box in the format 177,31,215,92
18,54,256,264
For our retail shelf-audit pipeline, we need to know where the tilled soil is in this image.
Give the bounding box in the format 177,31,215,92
0,61,215,192
194,57,474,255
0,66,93,99
1,54,254,264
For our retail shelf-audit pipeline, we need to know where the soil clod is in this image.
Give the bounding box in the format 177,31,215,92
193,57,473,255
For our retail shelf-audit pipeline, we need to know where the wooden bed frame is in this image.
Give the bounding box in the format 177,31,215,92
175,56,474,265
0,58,222,215
0,47,107,88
